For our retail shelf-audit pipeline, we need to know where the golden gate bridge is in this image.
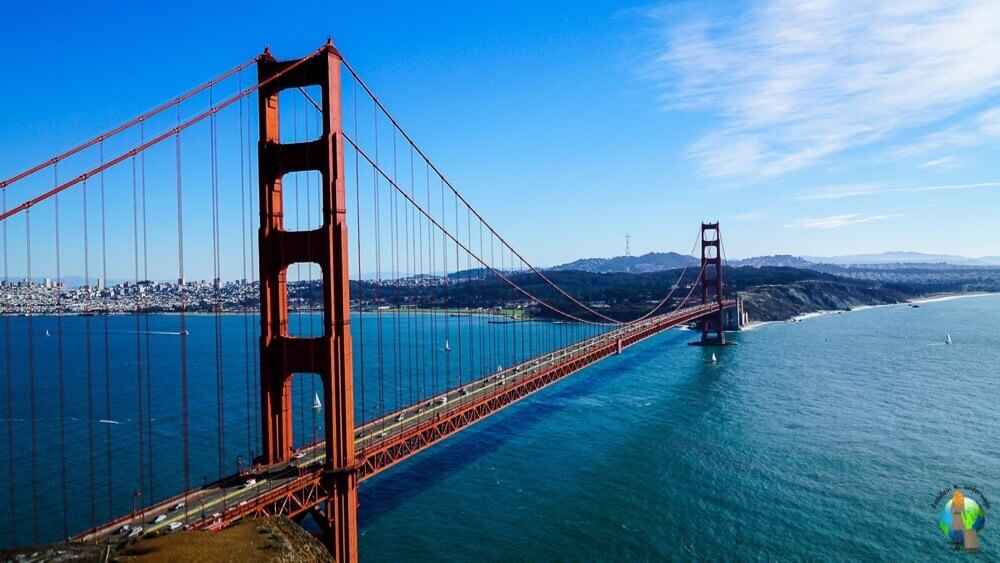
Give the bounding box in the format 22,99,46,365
0,41,740,560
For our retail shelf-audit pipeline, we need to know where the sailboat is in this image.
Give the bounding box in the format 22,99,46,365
444,339,451,352
946,333,952,345
312,392,322,410
711,353,717,363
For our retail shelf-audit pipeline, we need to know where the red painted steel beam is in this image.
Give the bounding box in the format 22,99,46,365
76,303,734,543
256,40,358,562
190,303,731,530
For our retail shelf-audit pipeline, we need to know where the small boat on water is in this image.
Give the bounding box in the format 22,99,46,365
180,330,190,336
946,333,952,345
312,392,322,410
45,329,51,337
711,353,717,363
444,340,451,352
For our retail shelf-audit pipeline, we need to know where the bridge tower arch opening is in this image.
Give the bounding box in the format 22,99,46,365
698,222,726,346
257,41,358,561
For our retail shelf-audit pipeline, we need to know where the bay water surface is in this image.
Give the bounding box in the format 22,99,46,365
1,295,998,559
358,295,1000,560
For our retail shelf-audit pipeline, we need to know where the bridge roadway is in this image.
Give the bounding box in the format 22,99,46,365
75,301,731,545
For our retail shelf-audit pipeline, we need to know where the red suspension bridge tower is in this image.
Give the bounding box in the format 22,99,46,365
697,222,726,345
257,42,358,560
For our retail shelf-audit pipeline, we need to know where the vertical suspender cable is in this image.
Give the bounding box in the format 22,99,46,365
175,107,191,519
2,188,15,545
441,178,449,390
453,190,462,387
131,152,147,523
391,129,402,411
140,121,155,502
238,73,254,460
294,94,304,444
306,99,317,443
351,79,366,428
55,166,70,539
247,85,260,457
210,87,226,496
389,131,403,410
406,143,416,409
426,163,437,407
99,142,113,521
373,109,385,429
82,178,95,528
26,209,38,544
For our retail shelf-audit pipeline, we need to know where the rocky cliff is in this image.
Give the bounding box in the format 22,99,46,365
740,279,910,322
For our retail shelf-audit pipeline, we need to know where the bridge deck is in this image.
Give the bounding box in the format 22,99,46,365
74,301,731,543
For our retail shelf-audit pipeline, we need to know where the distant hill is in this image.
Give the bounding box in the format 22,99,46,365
550,252,697,273
729,255,815,268
552,250,1000,274
803,251,996,267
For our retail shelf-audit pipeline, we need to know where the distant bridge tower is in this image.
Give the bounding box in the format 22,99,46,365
698,222,726,345
257,42,358,561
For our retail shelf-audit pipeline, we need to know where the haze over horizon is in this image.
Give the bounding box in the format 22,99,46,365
2,0,998,281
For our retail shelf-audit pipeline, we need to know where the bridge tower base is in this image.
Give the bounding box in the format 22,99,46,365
257,42,358,561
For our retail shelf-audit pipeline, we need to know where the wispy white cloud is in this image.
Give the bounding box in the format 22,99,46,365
892,105,1000,159
917,156,962,171
645,1,1000,182
794,181,1000,200
785,213,902,229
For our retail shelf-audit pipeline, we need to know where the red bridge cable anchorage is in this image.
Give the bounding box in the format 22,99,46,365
0,56,261,190
343,133,609,327
0,47,326,225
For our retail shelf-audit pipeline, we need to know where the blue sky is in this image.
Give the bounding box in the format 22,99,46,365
2,0,999,280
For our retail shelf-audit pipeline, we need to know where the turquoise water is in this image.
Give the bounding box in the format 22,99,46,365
0,310,596,546
358,295,1000,560
1,295,997,557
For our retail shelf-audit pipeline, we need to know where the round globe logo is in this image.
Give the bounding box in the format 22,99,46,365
938,491,986,548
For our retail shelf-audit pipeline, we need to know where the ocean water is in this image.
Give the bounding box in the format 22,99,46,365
357,295,1000,561
0,309,596,547
1,295,998,559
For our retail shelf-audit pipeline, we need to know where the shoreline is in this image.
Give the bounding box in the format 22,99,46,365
908,291,994,304
742,291,998,331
